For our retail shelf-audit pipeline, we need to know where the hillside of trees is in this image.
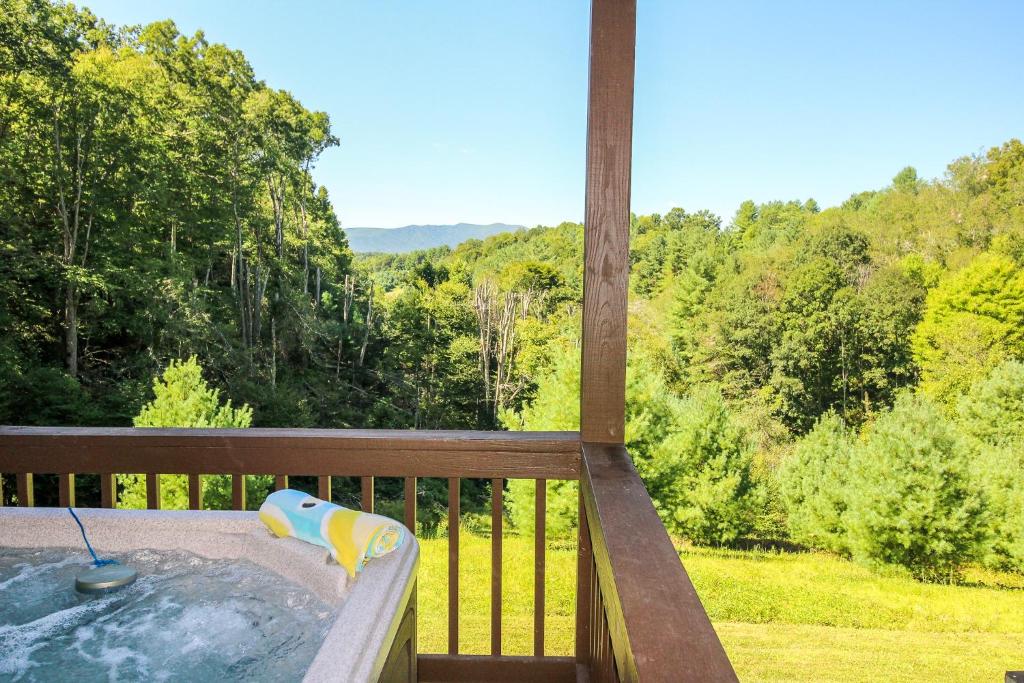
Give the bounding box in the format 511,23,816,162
3,1,1024,580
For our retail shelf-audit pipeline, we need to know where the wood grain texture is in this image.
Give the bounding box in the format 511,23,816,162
580,0,636,443
417,655,576,683
576,484,593,667
491,478,503,656
0,427,580,479
581,443,736,682
448,477,460,655
318,475,331,502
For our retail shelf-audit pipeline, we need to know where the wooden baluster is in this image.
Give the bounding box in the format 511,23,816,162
597,579,608,682
58,473,76,507
591,556,600,674
0,473,4,506
534,478,546,657
317,475,331,502
577,484,592,666
275,475,289,491
16,473,34,507
491,478,503,656
100,474,115,508
448,477,460,655
232,474,245,511
404,477,417,533
146,473,161,510
361,476,374,513
188,474,202,510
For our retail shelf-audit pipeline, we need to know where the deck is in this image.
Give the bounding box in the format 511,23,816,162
0,0,737,680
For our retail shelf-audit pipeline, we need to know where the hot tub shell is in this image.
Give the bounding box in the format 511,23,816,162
0,507,418,683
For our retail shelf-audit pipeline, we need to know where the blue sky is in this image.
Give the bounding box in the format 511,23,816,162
84,1,1023,229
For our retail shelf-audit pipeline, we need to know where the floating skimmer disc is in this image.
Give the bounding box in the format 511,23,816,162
75,563,138,594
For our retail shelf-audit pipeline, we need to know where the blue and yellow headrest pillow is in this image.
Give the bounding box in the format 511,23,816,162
258,489,406,577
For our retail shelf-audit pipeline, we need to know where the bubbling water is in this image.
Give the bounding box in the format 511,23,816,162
0,547,333,682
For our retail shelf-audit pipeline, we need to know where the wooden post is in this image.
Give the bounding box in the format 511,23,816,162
58,473,76,507
16,473,33,507
580,0,636,444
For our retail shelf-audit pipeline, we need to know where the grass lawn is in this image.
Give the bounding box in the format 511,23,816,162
416,533,1024,682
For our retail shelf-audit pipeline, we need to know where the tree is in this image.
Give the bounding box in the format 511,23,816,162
778,412,853,552
912,254,1024,408
956,361,1024,570
844,394,985,580
644,385,759,546
504,348,759,547
956,360,1024,447
120,357,255,510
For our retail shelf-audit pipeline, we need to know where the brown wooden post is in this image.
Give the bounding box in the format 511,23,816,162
16,473,33,507
232,473,245,510
490,478,503,656
58,473,76,507
404,477,417,532
146,473,161,509
448,477,460,655
317,475,331,501
188,474,202,510
99,473,115,508
580,0,636,444
361,476,374,513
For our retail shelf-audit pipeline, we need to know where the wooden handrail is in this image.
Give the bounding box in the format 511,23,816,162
580,442,737,682
0,427,580,479
0,428,735,681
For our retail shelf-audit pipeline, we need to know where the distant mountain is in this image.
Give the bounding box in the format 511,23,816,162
344,223,523,253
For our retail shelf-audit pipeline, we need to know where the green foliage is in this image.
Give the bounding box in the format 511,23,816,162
956,360,1024,448
120,357,257,510
778,412,854,552
502,344,580,539
134,357,252,429
505,348,758,546
844,395,986,579
644,384,759,546
4,0,1024,581
957,361,1024,570
912,254,1024,407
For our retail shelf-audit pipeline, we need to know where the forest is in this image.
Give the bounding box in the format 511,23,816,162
2,1,1024,584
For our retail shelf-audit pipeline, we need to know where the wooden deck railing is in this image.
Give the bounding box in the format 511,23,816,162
0,426,735,682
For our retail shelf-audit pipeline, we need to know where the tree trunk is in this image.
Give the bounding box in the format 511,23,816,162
64,284,78,378
358,284,374,368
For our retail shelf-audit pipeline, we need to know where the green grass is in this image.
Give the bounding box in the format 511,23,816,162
416,532,1024,681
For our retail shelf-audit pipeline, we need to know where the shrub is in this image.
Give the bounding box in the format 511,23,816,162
957,361,1024,570
645,385,759,546
957,360,1024,447
969,445,1024,571
777,412,854,552
844,394,986,580
120,357,261,510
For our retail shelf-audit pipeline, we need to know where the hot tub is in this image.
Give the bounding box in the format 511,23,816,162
0,507,418,682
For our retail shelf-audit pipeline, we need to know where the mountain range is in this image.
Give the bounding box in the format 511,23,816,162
343,223,523,253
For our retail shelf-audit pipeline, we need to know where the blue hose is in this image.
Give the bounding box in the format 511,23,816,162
67,507,118,567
